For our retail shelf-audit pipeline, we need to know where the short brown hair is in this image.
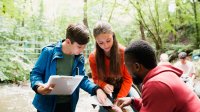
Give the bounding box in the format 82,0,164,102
66,23,89,45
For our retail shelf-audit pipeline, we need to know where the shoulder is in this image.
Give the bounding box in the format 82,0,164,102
186,60,193,65
89,50,96,60
42,41,61,53
118,44,125,60
41,45,55,54
143,80,174,97
118,44,125,52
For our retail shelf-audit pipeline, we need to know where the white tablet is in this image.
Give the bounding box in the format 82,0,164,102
46,75,83,95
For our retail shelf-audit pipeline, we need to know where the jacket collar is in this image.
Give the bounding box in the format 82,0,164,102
51,40,83,63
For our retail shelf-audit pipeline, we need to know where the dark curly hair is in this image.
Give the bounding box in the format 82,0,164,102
125,40,157,69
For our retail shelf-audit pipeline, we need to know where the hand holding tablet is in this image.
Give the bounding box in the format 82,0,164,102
46,75,83,95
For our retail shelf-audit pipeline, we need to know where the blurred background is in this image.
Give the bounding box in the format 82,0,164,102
0,0,200,111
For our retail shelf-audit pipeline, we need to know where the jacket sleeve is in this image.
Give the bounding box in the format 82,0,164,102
117,63,133,98
138,81,176,112
30,47,49,89
89,53,108,89
78,55,97,95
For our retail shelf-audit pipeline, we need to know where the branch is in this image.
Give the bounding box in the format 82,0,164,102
108,0,117,22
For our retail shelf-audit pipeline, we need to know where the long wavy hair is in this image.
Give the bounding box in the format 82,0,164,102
93,21,121,80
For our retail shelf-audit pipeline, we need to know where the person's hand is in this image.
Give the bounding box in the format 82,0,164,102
37,83,55,95
103,84,114,94
111,105,123,112
96,88,107,105
114,97,133,108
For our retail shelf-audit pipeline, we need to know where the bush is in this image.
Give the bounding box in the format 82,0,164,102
0,45,33,83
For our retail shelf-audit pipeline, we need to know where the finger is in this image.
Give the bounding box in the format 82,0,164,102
49,87,54,91
119,102,125,108
99,99,104,104
37,83,45,88
104,88,112,94
114,98,122,105
97,96,104,104
101,95,108,104
48,84,55,89
51,84,55,88
106,88,113,94
107,85,114,92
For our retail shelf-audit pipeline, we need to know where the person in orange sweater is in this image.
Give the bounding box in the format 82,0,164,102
89,21,138,111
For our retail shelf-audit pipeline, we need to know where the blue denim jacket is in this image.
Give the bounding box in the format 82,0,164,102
30,40,97,112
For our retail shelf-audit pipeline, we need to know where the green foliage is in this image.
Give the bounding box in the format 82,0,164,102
0,0,200,83
0,45,33,83
193,49,200,55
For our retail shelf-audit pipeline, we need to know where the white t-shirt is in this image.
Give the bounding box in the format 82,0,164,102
174,60,196,77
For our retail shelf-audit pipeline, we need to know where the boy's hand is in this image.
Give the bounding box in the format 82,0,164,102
96,88,107,105
37,83,55,95
114,97,132,108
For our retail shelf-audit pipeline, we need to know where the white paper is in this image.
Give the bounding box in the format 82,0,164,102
46,75,83,95
90,96,113,106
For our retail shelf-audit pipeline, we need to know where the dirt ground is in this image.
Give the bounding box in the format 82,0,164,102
1,80,199,112
0,83,100,112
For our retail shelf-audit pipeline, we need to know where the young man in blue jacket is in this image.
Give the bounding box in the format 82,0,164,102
30,23,107,112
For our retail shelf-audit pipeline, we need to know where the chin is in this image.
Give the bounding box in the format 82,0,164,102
104,49,111,53
74,52,81,55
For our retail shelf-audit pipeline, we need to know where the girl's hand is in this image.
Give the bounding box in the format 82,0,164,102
103,84,114,94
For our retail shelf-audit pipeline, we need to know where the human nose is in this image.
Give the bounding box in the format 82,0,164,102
79,47,85,53
103,43,109,48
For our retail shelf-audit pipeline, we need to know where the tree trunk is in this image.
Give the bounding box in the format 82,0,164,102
83,0,93,40
83,0,89,28
192,0,200,48
139,21,145,40
2,3,6,14
99,0,105,20
108,0,117,23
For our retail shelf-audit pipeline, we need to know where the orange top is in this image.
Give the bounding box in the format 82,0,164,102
89,45,133,98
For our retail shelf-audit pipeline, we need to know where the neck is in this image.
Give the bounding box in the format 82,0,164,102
141,68,151,80
104,51,110,57
62,41,72,55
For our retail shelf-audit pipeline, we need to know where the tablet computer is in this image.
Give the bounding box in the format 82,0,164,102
46,75,83,95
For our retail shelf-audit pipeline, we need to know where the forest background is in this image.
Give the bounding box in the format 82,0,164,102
0,0,200,83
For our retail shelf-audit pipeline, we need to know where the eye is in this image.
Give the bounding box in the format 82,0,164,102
77,46,82,48
106,38,111,42
98,42,103,45
106,40,110,43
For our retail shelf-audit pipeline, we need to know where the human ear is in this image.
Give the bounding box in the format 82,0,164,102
135,63,140,72
66,39,71,44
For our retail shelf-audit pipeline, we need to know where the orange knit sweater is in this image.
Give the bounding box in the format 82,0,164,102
89,46,133,98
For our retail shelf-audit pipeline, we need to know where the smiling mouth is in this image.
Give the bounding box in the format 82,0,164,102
105,48,110,50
